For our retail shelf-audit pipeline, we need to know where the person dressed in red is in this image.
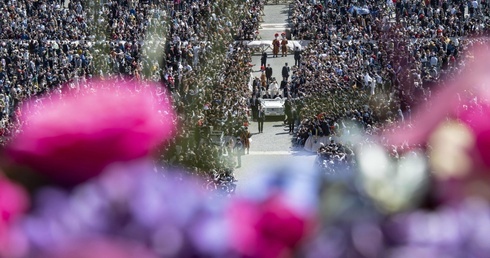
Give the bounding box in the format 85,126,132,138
272,33,280,57
281,37,288,57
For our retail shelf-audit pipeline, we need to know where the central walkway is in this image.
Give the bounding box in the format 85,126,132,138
234,4,316,190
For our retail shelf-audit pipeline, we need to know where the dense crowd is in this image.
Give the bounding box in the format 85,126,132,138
290,0,490,41
0,0,265,182
284,0,490,175
2,1,490,257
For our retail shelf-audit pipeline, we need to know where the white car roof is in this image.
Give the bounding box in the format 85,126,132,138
260,98,284,107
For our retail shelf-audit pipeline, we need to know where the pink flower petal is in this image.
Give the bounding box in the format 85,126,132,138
7,79,175,185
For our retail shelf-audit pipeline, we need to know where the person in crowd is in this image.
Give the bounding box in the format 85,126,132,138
260,52,267,67
282,63,290,82
250,95,260,121
272,34,280,57
0,0,266,181
265,64,273,85
239,127,251,155
269,79,281,98
294,47,302,67
287,103,297,134
281,36,288,57
260,71,267,91
234,137,244,168
257,104,265,133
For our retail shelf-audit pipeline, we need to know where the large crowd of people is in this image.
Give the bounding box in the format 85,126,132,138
283,0,490,174
290,0,490,41
1,2,490,257
0,0,265,181
2,0,490,178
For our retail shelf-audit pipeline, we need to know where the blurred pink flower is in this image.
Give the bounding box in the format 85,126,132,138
227,194,312,258
7,79,175,185
385,43,490,147
36,238,159,258
0,177,29,257
380,43,490,203
0,177,28,224
459,104,490,172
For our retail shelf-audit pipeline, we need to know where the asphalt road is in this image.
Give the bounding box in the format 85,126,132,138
233,118,317,191
233,4,317,191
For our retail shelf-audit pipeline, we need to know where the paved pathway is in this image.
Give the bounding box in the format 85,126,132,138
259,4,290,37
234,4,316,191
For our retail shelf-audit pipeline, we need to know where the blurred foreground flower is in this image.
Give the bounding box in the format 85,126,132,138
357,144,428,213
6,79,175,185
459,104,490,174
385,44,490,147
382,43,490,203
228,162,320,258
228,195,312,258
0,176,29,257
21,161,234,257
36,238,159,258
386,197,490,258
0,177,29,224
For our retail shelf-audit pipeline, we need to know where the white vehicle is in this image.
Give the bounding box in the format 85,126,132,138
260,98,285,117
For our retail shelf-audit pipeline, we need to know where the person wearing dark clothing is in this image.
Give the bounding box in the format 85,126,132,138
234,137,243,168
260,52,267,67
320,119,331,136
288,108,297,134
280,80,287,90
257,105,265,133
250,96,260,121
265,64,273,85
284,98,292,126
282,63,290,81
294,47,302,67
282,81,289,98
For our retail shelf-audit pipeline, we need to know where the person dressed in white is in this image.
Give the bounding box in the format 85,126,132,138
364,72,372,89
430,54,438,67
269,80,281,98
370,76,376,96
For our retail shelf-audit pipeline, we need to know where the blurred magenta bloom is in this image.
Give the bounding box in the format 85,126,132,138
0,177,29,256
7,79,175,185
0,177,29,224
385,44,490,147
36,238,159,258
228,195,312,258
459,104,490,171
